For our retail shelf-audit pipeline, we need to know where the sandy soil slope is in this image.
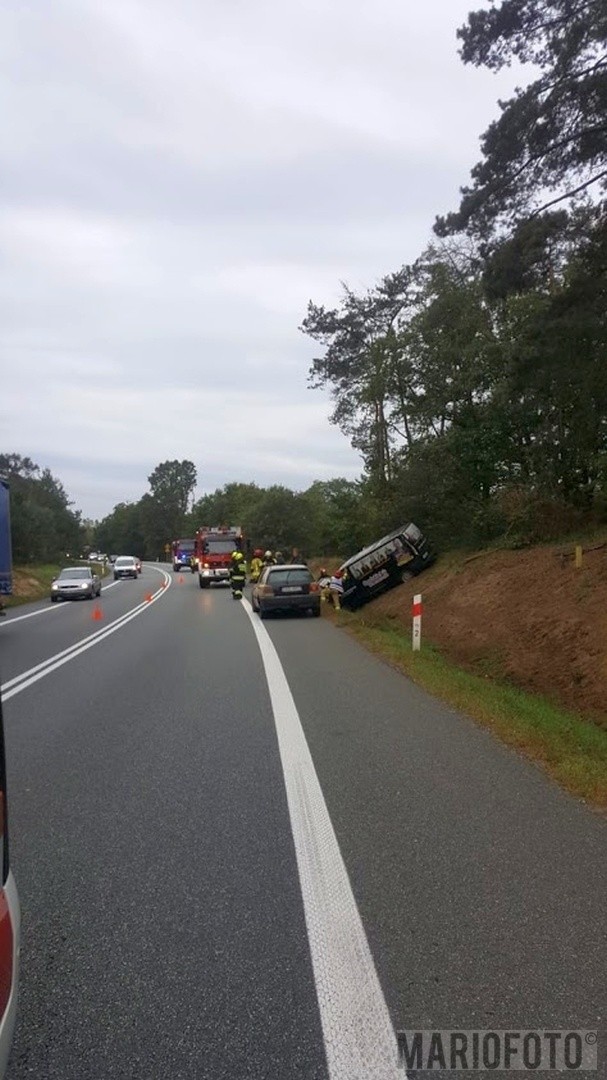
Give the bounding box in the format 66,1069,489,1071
358,541,607,728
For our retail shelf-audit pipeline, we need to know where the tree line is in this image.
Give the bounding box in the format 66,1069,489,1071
0,454,84,563
95,462,367,561
302,0,607,549
1,455,371,565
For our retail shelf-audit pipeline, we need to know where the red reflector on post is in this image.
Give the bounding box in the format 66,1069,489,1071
411,600,423,618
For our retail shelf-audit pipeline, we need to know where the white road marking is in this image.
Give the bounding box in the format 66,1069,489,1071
1,605,65,625
242,599,402,1079
2,568,171,701
1,579,122,626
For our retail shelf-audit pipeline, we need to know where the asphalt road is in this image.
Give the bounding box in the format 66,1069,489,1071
0,565,605,1078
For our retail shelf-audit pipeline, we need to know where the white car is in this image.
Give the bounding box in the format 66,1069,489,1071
113,556,138,580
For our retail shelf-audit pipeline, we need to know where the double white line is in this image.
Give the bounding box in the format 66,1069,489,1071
1,571,171,702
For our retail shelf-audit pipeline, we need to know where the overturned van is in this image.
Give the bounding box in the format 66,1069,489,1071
339,523,435,611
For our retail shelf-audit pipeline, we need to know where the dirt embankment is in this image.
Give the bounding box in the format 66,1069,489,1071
361,540,607,728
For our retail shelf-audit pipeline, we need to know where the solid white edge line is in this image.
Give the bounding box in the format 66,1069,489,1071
1,605,65,626
0,578,122,627
242,598,403,1079
2,569,171,700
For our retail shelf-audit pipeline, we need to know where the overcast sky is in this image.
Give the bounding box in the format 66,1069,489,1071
1,0,519,521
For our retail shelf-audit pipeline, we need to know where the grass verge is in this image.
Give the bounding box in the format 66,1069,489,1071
338,613,607,810
6,562,106,607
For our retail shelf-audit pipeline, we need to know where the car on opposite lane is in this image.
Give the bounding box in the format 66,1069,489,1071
113,556,138,581
50,567,101,602
251,564,320,619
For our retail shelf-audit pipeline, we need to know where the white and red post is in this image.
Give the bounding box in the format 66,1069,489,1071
412,593,422,651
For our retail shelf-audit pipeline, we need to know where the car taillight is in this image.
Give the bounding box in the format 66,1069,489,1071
309,582,320,593
258,584,274,596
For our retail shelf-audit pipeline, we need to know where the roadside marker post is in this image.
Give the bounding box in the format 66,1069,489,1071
412,593,422,652
575,544,583,569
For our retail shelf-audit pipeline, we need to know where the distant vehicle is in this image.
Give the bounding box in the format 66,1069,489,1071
113,556,138,581
0,482,12,617
171,539,196,573
88,552,99,562
339,523,435,611
195,526,245,589
252,564,320,619
0,694,20,1077
50,567,101,602
134,558,142,575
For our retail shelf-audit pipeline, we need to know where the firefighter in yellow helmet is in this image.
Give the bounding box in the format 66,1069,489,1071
229,550,246,600
249,549,264,583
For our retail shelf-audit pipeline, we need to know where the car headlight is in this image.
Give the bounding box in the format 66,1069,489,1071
51,583,58,590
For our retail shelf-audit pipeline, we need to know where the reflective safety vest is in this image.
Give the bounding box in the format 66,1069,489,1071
250,557,263,581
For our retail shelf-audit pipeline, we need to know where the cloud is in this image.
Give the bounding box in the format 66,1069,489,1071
0,0,521,519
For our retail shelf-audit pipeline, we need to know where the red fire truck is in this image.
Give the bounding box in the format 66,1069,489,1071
194,526,245,589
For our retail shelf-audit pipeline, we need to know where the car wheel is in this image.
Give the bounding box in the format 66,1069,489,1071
260,607,268,620
311,606,321,617
51,596,57,603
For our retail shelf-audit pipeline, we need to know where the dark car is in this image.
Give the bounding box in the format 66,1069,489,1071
113,556,138,580
50,567,101,602
251,564,320,619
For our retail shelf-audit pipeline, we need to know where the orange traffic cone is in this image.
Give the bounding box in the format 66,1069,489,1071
92,604,103,621
144,592,153,603
178,575,184,584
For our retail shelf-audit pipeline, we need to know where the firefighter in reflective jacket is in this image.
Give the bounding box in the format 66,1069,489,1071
229,550,246,599
249,549,264,583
